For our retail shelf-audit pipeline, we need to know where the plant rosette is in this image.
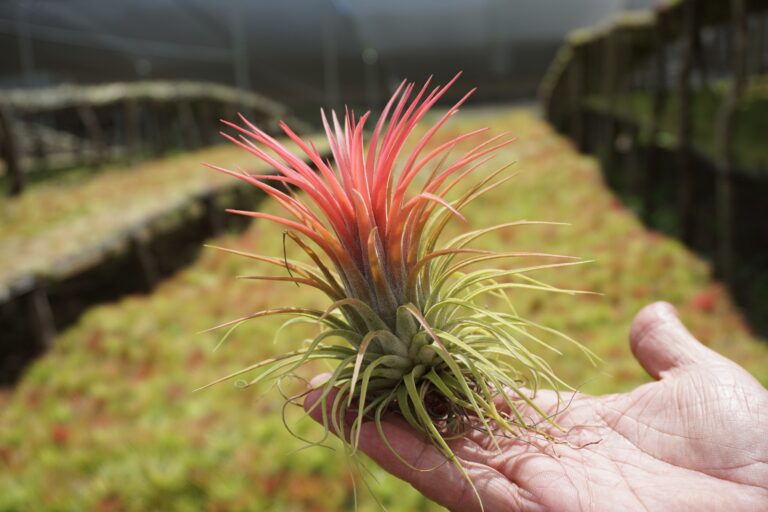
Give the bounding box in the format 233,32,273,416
199,74,597,506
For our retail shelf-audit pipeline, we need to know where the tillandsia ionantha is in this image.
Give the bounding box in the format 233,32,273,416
200,73,597,506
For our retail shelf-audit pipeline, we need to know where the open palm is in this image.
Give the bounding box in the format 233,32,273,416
305,302,768,511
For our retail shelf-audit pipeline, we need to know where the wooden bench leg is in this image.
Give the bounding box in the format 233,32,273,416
26,286,56,352
132,237,160,291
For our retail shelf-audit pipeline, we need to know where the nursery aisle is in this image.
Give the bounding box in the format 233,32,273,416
1,106,766,511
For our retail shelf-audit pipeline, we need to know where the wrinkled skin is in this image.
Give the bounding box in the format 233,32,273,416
304,302,768,511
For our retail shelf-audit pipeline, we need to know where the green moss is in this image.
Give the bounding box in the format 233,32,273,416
0,136,326,288
584,78,768,172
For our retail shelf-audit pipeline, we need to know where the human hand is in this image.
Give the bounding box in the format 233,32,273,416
303,302,768,511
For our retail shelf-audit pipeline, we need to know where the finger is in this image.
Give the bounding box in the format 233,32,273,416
303,375,353,439
303,377,490,464
356,420,526,512
303,377,528,511
304,377,494,463
629,301,719,379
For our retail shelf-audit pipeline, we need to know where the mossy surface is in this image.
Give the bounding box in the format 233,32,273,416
0,137,325,287
585,78,768,173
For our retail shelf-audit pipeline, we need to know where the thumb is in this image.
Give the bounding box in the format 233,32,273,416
630,302,719,379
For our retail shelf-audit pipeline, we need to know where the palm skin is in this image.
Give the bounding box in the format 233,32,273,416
304,302,768,511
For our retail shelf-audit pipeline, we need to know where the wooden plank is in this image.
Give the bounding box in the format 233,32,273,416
178,101,202,149
645,15,669,218
0,106,24,196
677,0,696,245
202,193,226,236
570,45,586,150
124,99,142,163
26,286,56,351
196,100,214,146
76,106,106,168
716,0,748,285
32,124,48,172
0,81,286,120
131,236,160,291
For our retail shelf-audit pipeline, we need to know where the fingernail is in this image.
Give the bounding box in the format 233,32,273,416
655,301,678,321
309,373,332,388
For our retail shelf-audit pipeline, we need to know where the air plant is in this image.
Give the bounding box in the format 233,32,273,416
200,74,596,506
